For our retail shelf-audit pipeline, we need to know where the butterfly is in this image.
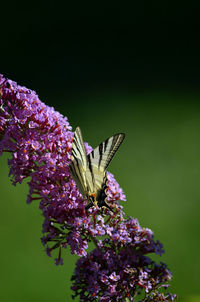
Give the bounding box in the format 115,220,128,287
69,127,125,211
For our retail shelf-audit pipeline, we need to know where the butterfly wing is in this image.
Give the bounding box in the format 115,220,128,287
69,127,89,197
87,133,125,193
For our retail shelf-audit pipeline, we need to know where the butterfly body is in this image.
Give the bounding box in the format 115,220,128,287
85,182,111,211
69,127,125,211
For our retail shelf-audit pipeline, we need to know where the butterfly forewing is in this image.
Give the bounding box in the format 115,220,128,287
87,133,125,192
88,133,125,171
69,127,88,197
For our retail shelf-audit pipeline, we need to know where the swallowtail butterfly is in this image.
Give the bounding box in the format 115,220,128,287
69,127,125,211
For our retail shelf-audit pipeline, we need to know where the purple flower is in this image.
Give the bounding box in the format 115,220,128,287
71,239,176,301
109,272,120,282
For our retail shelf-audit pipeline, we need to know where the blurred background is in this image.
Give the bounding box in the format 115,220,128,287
1,1,200,301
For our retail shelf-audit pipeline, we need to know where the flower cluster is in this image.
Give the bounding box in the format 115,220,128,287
0,74,176,301
0,74,125,259
71,219,176,301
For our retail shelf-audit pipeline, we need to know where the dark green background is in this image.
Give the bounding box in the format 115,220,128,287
1,2,200,301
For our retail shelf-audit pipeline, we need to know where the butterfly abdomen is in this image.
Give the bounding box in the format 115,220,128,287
96,183,113,212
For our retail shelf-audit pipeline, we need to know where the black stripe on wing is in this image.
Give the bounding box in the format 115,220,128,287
87,152,95,186
98,142,103,167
